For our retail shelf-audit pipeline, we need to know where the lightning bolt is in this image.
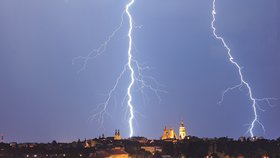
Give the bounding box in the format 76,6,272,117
126,0,135,138
211,0,276,137
73,0,164,138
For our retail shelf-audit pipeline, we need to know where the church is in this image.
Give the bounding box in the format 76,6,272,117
161,120,187,140
114,129,122,140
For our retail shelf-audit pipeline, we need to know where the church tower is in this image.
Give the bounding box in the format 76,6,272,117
179,120,187,140
168,128,177,139
161,126,169,140
0,134,3,143
114,129,122,140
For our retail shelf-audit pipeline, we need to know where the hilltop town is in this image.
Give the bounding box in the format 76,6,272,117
0,121,279,158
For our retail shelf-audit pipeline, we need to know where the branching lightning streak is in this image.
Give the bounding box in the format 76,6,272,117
72,11,125,73
73,0,164,138
125,0,135,137
211,0,276,137
91,65,127,125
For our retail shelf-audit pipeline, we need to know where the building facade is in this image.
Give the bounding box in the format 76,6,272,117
179,120,187,140
161,120,187,140
114,129,122,140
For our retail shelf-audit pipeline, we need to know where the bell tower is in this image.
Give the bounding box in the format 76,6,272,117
179,120,187,140
114,129,122,140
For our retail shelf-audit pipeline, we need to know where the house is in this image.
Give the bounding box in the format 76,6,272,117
89,149,130,158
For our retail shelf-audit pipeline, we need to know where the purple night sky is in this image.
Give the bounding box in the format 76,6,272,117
0,0,280,142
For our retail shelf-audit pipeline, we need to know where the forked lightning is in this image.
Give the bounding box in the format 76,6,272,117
73,0,164,138
211,0,276,137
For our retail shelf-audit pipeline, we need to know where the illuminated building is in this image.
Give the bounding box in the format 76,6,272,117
85,139,97,148
141,146,162,155
161,127,178,140
161,120,187,141
89,149,129,158
161,126,168,140
168,128,177,139
179,120,187,140
114,129,122,140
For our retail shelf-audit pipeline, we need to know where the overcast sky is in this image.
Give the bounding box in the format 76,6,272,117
0,0,280,142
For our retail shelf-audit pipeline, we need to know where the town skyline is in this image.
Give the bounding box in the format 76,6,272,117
1,119,278,144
